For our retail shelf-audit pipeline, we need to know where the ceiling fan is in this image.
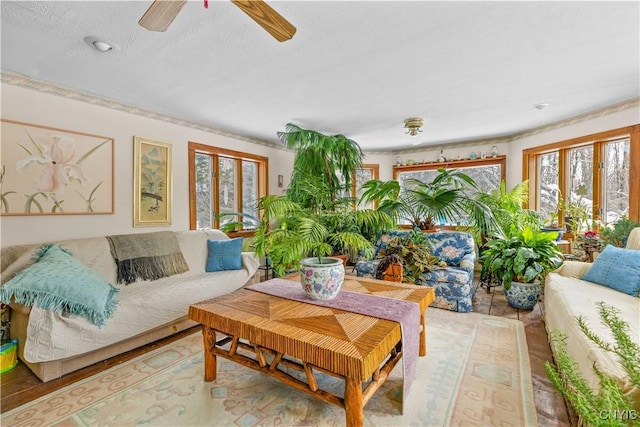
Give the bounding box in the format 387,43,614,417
138,0,296,42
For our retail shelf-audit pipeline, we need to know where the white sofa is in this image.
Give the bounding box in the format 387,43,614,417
0,229,260,382
544,227,640,409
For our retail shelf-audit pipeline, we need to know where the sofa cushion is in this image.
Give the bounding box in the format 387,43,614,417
0,244,119,327
428,232,474,266
206,238,243,272
582,244,640,297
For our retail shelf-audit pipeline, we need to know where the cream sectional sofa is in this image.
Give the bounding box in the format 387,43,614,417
1,229,259,382
544,227,640,409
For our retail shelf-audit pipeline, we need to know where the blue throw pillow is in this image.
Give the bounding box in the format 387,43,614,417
0,244,119,327
206,238,243,272
582,245,640,297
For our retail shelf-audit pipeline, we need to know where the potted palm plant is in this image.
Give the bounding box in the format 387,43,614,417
481,226,563,309
251,194,392,299
358,168,496,233
256,123,394,299
278,123,363,211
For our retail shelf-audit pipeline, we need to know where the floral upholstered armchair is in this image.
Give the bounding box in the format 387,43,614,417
354,230,476,312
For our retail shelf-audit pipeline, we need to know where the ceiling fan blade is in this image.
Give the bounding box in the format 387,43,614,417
139,0,187,32
231,0,296,42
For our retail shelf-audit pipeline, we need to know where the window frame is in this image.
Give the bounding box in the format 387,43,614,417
352,163,379,208
522,124,640,224
188,142,268,237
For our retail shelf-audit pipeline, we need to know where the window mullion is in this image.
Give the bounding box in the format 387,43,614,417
236,158,244,231
212,154,220,229
558,149,568,228
592,141,603,222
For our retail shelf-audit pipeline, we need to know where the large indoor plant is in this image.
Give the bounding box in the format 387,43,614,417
471,180,544,242
278,123,363,211
251,195,392,277
358,168,496,233
252,194,392,300
481,226,563,309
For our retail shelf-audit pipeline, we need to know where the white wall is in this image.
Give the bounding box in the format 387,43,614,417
0,83,295,246
2,82,636,247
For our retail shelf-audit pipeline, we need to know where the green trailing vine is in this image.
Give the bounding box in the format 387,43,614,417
545,302,640,426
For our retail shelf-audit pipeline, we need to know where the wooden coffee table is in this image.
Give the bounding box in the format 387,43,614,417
188,275,435,427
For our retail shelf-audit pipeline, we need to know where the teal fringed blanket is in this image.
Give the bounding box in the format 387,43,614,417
106,231,189,284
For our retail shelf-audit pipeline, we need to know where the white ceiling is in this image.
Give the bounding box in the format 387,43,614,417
1,1,639,151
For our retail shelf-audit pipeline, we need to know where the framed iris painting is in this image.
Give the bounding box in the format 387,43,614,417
0,119,114,215
133,136,173,227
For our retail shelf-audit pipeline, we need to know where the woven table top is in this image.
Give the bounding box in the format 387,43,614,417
188,276,434,380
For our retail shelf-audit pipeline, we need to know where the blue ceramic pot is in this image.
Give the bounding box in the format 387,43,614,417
541,227,564,241
503,281,541,310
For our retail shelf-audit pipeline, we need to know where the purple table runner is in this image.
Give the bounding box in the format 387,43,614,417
246,278,421,411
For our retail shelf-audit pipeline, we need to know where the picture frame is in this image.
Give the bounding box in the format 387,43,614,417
278,174,284,188
0,119,114,216
133,136,172,227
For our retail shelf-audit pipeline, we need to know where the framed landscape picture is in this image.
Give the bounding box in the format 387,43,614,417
0,119,114,215
133,136,172,227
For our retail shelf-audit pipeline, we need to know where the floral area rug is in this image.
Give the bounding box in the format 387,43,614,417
2,309,538,426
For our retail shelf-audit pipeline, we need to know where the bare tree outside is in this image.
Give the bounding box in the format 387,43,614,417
537,139,630,227
242,160,259,229
195,153,212,229
603,139,630,223
539,152,560,221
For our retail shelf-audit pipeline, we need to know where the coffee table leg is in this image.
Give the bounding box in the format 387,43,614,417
419,310,426,356
203,327,217,382
344,376,364,427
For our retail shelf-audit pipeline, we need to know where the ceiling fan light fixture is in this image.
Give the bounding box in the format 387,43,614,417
404,117,424,137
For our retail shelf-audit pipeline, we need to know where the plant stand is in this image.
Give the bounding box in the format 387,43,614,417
479,269,501,293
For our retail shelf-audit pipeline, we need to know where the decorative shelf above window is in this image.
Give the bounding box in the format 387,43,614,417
393,155,506,181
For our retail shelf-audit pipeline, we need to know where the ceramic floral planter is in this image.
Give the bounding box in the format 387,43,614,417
503,280,541,310
299,257,345,300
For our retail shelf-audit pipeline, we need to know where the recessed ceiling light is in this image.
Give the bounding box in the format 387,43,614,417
83,36,120,53
92,41,112,52
533,103,550,110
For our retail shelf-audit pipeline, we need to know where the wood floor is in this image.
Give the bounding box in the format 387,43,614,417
1,279,575,425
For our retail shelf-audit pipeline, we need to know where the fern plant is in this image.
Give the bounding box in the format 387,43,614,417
545,302,640,426
251,195,393,276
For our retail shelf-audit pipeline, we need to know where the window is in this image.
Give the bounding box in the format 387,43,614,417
189,142,268,234
523,125,640,227
393,156,506,225
354,164,379,209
